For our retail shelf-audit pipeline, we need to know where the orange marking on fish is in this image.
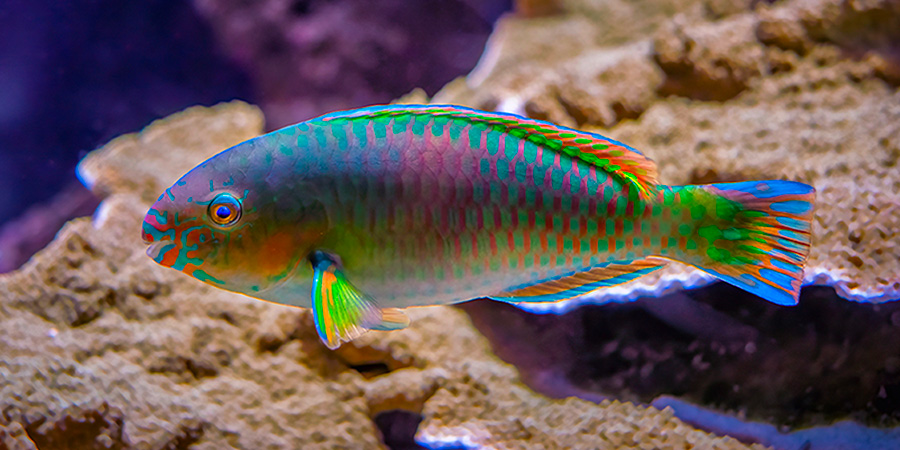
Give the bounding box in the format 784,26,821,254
258,231,298,275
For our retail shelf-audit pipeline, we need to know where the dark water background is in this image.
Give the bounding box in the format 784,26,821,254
0,0,510,271
0,0,510,226
0,0,252,225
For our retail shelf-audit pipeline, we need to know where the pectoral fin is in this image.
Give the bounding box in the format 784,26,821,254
310,252,409,349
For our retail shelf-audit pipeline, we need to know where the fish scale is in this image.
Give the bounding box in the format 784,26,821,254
291,112,654,306
143,104,815,349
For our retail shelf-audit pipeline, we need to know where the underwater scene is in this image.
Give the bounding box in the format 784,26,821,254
1,0,899,449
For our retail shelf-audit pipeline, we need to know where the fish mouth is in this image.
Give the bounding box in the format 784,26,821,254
142,218,175,263
145,241,179,266
146,242,167,260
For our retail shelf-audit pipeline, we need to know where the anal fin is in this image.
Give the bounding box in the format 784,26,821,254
490,258,666,303
310,253,409,349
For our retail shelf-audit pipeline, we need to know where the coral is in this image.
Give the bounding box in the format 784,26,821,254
654,396,900,450
515,0,564,17
191,0,508,129
433,0,900,304
461,284,900,432
75,102,265,203
0,182,99,273
0,102,763,449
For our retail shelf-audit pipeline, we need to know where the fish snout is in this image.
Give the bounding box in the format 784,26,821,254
142,212,178,265
141,212,173,244
141,223,157,245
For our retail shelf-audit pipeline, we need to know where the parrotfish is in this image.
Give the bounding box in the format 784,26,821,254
142,104,815,349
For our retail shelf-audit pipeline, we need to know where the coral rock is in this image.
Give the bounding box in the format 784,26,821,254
0,103,764,449
76,101,265,203
436,0,900,305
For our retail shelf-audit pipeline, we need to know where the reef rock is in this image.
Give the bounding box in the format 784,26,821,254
191,0,508,129
0,102,762,449
435,0,900,306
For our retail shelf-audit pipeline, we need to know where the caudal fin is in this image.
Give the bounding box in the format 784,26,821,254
674,180,815,306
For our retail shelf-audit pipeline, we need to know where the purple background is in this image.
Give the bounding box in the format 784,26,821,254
0,0,509,271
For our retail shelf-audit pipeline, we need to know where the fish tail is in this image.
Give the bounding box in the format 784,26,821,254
666,180,815,305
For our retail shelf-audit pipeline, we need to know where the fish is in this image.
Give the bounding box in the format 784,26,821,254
142,104,816,349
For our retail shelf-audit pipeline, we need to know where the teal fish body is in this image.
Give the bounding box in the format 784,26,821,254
143,105,815,349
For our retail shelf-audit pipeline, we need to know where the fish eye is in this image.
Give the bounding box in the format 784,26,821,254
208,193,242,226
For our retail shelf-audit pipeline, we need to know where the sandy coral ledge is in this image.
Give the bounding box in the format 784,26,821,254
3,0,899,447
429,0,900,309
0,101,763,449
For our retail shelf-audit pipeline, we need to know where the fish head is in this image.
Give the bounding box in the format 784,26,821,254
142,153,328,296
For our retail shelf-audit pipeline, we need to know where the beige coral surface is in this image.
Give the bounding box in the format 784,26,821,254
0,102,763,449
434,0,900,305
3,0,899,447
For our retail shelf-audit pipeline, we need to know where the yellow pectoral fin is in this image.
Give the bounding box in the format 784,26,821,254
310,254,409,349
490,258,667,303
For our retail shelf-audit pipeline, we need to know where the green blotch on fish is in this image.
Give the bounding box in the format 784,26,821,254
432,116,448,136
480,159,492,178
698,225,722,243
522,141,539,164
314,126,328,148
551,168,564,190
331,125,348,150
690,204,706,220
533,166,547,186
504,135,519,160
468,123,485,148
412,115,430,136
193,270,225,285
351,121,368,148
447,122,463,140
597,239,609,252
707,247,732,263
514,161,527,183
552,216,563,233
496,159,510,181
486,130,500,156
685,239,698,250
392,114,411,134
372,119,388,139
147,209,168,225
615,196,628,215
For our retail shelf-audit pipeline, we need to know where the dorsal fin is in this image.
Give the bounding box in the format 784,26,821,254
316,104,659,199
489,258,667,303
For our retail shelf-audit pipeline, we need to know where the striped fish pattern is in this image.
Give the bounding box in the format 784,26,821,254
142,104,815,349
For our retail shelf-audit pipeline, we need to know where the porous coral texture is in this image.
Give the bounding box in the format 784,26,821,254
434,0,900,304
0,102,763,449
